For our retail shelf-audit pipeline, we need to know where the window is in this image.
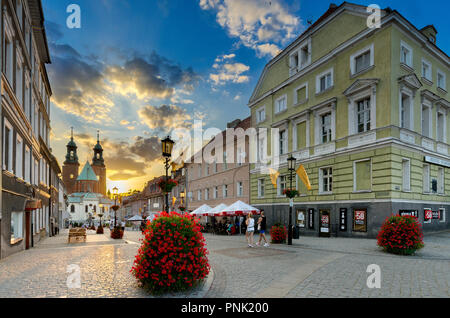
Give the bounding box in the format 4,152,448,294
256,106,266,123
277,176,287,196
402,159,411,192
5,33,14,85
400,93,412,129
422,59,432,81
214,187,218,199
319,167,333,194
437,69,446,90
437,111,446,142
438,167,444,195
223,185,228,198
316,69,333,93
258,134,267,163
237,147,245,166
289,39,311,75
213,162,218,173
237,182,243,197
400,41,413,67
422,104,431,137
354,160,371,192
289,51,299,75
321,113,332,144
197,190,202,201
275,95,287,114
300,42,310,67
294,83,308,105
16,51,24,107
423,164,430,193
70,205,75,213
258,179,265,198
279,129,287,155
205,189,209,200
357,98,371,133
16,135,23,179
3,119,13,172
25,146,30,183
33,158,38,185
198,165,202,178
205,165,209,176
11,212,23,243
350,44,374,75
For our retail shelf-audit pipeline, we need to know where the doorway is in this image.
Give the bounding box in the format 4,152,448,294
25,212,31,250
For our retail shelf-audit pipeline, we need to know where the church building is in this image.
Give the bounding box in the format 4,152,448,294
62,130,107,196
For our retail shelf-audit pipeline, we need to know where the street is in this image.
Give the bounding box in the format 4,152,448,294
0,229,448,298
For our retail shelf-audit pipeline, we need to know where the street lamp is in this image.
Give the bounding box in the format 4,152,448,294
161,136,175,213
287,155,296,246
112,187,119,228
99,204,104,227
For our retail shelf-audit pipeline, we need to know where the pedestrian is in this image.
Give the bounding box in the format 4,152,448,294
245,213,255,247
256,210,269,247
226,221,233,236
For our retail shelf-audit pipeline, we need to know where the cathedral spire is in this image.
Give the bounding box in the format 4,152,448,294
64,128,79,164
92,130,105,167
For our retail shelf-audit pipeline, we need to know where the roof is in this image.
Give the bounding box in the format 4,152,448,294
77,161,99,181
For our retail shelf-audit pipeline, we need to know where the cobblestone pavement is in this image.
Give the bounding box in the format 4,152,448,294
0,229,449,298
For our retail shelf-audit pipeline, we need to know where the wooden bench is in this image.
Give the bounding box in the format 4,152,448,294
68,228,87,243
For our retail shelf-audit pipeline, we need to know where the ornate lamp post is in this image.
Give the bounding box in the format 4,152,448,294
112,187,119,228
161,136,175,213
287,155,296,246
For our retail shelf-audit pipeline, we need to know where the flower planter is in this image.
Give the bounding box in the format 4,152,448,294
283,188,299,199
158,179,178,193
377,215,424,256
270,223,287,244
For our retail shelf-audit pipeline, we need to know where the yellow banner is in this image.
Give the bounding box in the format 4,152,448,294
172,196,177,206
296,165,311,190
269,168,280,188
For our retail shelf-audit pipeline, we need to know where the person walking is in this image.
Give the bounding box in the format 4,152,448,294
256,210,269,247
245,213,255,247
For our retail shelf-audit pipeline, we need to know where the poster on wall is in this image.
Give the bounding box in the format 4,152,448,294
308,209,315,230
424,209,433,222
297,210,306,228
353,209,367,232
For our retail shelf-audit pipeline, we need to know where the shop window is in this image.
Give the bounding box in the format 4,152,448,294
11,212,23,243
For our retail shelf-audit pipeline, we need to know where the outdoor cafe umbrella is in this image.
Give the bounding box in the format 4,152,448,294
219,201,260,217
190,204,212,216
206,203,229,217
127,215,144,222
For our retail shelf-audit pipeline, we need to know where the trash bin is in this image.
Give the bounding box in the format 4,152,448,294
293,225,300,239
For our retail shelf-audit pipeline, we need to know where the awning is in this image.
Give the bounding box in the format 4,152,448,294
25,199,42,211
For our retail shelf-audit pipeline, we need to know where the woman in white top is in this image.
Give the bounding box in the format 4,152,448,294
245,213,255,247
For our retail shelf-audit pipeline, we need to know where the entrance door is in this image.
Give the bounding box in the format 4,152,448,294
25,212,31,250
319,210,331,238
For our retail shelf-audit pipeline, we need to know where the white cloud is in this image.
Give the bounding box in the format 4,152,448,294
200,0,300,58
209,54,250,86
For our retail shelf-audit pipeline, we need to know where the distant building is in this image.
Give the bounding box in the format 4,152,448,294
186,117,251,212
67,192,113,225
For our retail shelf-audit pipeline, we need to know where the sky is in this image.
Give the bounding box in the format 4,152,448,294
41,0,450,193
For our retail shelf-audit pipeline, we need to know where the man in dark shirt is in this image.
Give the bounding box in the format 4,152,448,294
256,210,269,247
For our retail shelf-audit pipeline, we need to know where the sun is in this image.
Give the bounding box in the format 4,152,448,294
107,180,131,194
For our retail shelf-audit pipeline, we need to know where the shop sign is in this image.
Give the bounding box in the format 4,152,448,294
308,209,315,230
424,209,433,221
432,210,440,220
399,210,418,218
319,210,331,237
340,208,347,231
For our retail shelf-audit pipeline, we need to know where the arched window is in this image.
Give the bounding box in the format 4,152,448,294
85,205,88,212
70,205,75,213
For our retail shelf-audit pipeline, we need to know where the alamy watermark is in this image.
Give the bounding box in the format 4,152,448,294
67,264,81,289
66,4,81,29
366,264,381,289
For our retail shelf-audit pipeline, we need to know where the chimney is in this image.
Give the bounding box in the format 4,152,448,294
421,25,437,44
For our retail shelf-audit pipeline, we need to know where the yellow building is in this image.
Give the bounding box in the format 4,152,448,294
248,3,449,238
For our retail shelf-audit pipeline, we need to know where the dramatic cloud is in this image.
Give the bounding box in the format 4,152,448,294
138,104,192,131
210,54,250,85
129,136,162,162
200,0,301,57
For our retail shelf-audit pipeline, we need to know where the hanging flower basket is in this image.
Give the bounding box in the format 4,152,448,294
283,188,299,199
158,179,178,193
179,206,186,212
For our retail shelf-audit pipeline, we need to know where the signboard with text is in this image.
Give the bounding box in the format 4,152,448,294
297,210,306,228
424,209,433,221
308,209,315,230
353,209,367,232
399,210,418,218
340,208,347,231
319,210,331,237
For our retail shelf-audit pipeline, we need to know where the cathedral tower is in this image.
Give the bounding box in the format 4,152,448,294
91,130,107,196
62,128,80,194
